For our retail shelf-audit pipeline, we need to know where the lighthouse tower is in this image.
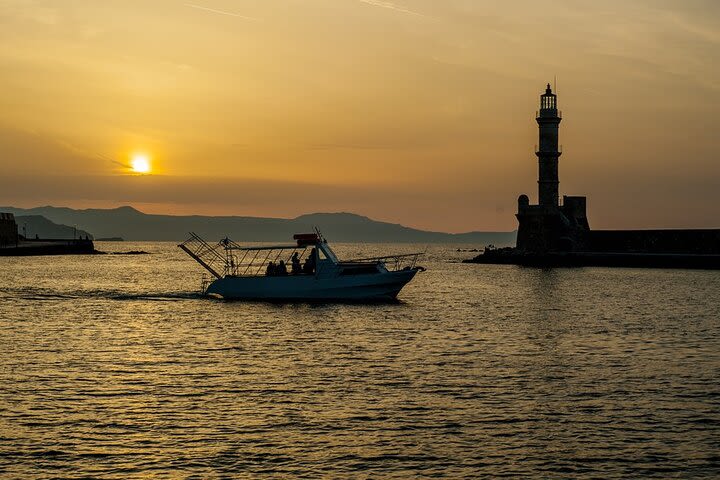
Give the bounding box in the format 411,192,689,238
537,84,561,206
516,84,588,252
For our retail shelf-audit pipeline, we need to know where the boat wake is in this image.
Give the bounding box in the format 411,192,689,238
0,286,204,302
105,292,207,301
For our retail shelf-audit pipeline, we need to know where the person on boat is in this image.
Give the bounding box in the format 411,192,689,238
266,261,276,276
291,252,301,274
303,248,317,274
277,260,288,275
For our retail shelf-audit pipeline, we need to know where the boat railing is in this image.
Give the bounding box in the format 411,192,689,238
228,246,311,277
180,233,316,278
178,232,228,279
344,253,423,271
180,232,424,278
200,274,213,295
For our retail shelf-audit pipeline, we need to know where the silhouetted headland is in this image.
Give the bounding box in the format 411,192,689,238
465,85,720,269
0,212,96,256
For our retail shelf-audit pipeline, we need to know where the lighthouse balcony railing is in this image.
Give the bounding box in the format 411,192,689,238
534,145,563,154
536,110,562,119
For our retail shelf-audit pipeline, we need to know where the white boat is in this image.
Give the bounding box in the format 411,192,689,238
179,230,424,301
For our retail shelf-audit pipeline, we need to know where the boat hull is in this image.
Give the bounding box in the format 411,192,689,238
205,269,419,301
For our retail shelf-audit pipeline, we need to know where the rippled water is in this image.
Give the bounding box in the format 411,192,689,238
1,242,719,478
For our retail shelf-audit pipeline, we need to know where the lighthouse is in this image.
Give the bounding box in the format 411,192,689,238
536,84,561,207
467,83,720,264
516,84,588,252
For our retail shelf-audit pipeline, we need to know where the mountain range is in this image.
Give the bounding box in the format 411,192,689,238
1,206,517,245
14,215,93,240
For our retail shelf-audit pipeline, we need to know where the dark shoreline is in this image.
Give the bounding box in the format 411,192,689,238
0,240,96,257
464,250,720,270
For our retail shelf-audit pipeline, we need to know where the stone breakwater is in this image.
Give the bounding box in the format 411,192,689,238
0,239,96,256
464,247,720,269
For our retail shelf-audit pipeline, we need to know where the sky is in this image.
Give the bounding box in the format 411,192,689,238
0,0,718,232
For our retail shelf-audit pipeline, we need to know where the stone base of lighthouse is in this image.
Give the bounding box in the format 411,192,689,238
516,195,590,253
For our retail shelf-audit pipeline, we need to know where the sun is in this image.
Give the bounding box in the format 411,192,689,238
131,154,151,174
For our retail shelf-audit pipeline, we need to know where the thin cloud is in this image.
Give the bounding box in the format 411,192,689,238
308,143,399,151
185,3,259,21
95,153,132,171
357,0,426,18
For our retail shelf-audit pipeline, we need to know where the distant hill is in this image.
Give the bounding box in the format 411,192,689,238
15,215,93,240
2,206,517,245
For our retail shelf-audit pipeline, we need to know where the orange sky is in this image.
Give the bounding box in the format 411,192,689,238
1,0,719,232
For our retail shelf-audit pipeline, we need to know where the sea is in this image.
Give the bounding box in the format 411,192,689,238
1,242,719,478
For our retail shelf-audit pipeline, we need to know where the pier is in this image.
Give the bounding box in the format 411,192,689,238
0,212,96,256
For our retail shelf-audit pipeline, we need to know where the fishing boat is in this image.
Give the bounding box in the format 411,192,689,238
178,230,424,301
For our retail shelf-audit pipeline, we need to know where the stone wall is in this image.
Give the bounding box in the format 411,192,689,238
588,229,720,254
0,213,18,247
